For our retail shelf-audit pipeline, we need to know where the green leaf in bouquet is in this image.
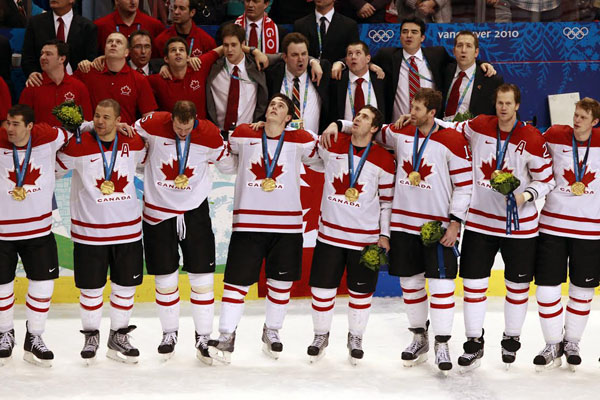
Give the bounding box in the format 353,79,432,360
490,172,521,196
420,220,445,246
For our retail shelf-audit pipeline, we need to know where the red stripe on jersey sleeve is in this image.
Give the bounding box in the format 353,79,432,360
468,207,538,223
318,232,376,248
454,180,472,187
450,167,471,175
144,202,186,215
465,222,538,235
71,230,142,242
390,222,421,232
233,222,303,230
530,162,552,173
539,223,600,236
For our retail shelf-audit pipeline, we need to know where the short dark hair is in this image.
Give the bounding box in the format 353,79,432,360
269,93,294,120
454,30,479,49
400,16,426,36
495,83,521,105
188,0,199,10
164,36,189,58
173,100,197,123
8,104,35,125
221,23,246,44
128,29,151,48
413,88,443,113
281,32,309,54
42,39,70,66
576,97,600,121
346,41,370,56
361,105,384,131
96,98,121,117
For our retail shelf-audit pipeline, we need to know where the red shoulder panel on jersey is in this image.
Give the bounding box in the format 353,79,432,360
545,125,600,147
190,120,223,149
430,128,470,159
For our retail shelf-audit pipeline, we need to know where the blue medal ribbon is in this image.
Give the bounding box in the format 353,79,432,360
506,193,520,234
436,236,460,280
495,120,520,171
175,133,192,176
572,133,592,182
12,136,33,187
189,38,194,56
412,123,437,172
348,141,373,188
262,130,286,178
95,132,119,181
402,56,433,83
347,78,372,118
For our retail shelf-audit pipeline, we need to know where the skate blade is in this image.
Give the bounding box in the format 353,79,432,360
0,355,12,366
459,359,481,373
207,346,231,364
262,343,281,360
106,349,138,364
309,350,326,364
196,350,213,366
23,351,52,368
402,353,428,368
568,363,577,372
440,370,450,377
535,357,562,372
160,351,175,362
504,363,511,371
83,356,97,366
348,355,359,366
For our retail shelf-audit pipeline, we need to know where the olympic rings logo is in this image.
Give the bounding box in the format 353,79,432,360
562,27,589,40
368,29,394,43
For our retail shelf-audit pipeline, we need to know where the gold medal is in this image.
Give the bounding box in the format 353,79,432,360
345,187,359,202
408,171,421,186
491,170,503,180
174,174,189,189
261,177,277,192
11,186,26,201
100,180,115,195
571,181,586,196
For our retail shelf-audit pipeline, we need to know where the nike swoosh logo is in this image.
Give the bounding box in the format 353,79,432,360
356,282,366,286
163,142,172,146
404,140,413,143
586,278,594,282
336,156,345,160
90,158,99,163
518,273,527,277
278,271,288,275
209,262,215,266
563,149,571,153
133,274,141,279
485,140,494,144
250,142,261,146
49,268,56,273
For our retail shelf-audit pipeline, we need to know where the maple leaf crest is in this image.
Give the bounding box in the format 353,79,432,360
331,172,364,195
7,163,41,186
95,171,129,193
160,160,195,181
401,159,433,181
192,48,203,57
300,167,324,233
190,79,200,91
563,167,596,187
480,157,513,180
249,156,284,181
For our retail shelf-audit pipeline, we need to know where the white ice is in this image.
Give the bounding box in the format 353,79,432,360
3,297,600,400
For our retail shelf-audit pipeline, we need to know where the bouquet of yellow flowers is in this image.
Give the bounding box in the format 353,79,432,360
420,220,445,246
452,111,474,122
52,101,84,132
490,171,521,196
359,244,389,272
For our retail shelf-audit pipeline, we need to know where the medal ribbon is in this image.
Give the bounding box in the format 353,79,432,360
347,78,372,118
506,193,520,235
283,73,309,119
12,136,32,187
495,120,520,171
572,134,592,182
348,141,373,188
402,56,433,83
95,133,119,181
175,133,192,176
412,123,437,173
224,62,254,83
262,130,286,179
189,38,194,56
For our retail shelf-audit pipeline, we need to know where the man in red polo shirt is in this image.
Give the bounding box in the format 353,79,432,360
76,32,157,124
153,0,216,59
0,77,10,127
20,40,92,126
95,0,164,54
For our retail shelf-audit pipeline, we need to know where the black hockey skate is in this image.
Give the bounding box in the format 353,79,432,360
157,330,178,360
401,321,429,367
107,325,139,364
80,329,100,365
434,335,452,375
307,332,329,363
195,332,213,365
24,324,54,367
347,332,363,366
207,331,236,364
533,342,563,372
262,324,283,360
0,329,15,365
458,330,484,373
501,333,521,369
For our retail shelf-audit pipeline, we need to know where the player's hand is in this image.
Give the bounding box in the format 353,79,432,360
249,121,265,131
159,64,173,80
418,0,436,15
358,3,376,18
77,60,92,74
394,114,411,129
515,192,527,207
377,235,390,252
331,61,344,80
92,56,105,71
254,50,269,71
369,62,385,79
480,62,496,77
26,72,43,87
320,122,339,149
188,57,202,71
309,59,323,86
440,221,460,247
117,123,135,137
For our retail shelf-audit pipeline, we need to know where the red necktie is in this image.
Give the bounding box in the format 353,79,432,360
292,77,301,119
445,71,466,117
249,23,259,48
137,67,145,75
354,77,365,115
16,0,26,17
224,66,240,131
408,56,420,103
56,17,65,41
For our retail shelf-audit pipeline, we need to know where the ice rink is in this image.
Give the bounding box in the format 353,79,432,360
3,296,600,400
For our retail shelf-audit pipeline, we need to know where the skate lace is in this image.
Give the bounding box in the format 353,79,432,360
160,331,178,346
563,341,580,355
311,334,328,348
539,343,561,359
264,328,281,344
115,332,135,350
195,334,209,349
83,334,99,352
31,335,50,352
348,334,362,350
436,343,450,363
405,334,426,354
0,331,15,349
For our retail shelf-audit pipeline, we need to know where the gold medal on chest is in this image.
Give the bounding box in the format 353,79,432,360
12,186,26,201
408,171,421,186
345,187,359,202
571,181,585,196
261,177,277,192
174,174,189,189
100,180,115,195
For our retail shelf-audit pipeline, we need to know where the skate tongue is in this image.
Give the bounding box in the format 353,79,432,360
463,339,483,353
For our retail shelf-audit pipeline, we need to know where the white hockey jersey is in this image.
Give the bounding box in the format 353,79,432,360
540,125,600,239
56,131,146,245
0,124,68,240
317,134,395,250
228,124,321,233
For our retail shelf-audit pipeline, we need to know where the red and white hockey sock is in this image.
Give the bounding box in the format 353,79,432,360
429,278,455,337
188,273,214,336
400,273,428,329
463,278,488,338
79,287,104,331
564,284,594,343
109,283,135,331
536,284,563,344
219,283,249,334
155,271,180,333
348,290,373,336
265,279,292,330
0,281,15,333
504,280,530,336
311,287,336,335
26,280,54,335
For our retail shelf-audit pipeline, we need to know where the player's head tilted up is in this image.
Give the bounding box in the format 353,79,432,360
265,93,294,128
105,32,130,62
350,105,383,142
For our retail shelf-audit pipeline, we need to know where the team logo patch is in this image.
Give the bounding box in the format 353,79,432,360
120,85,132,96
480,157,513,180
158,159,195,190
326,172,362,207
64,91,75,101
190,80,200,91
7,162,42,195
562,167,596,194
248,156,284,190
191,48,203,57
94,171,132,202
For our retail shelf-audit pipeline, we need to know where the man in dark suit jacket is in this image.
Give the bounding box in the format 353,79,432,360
265,33,331,134
293,0,359,64
441,31,503,119
331,41,387,123
0,0,28,28
21,0,97,78
0,35,12,97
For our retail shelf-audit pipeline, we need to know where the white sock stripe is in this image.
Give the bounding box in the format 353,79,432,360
155,271,179,289
187,272,214,287
267,287,291,302
266,278,293,290
190,289,214,300
222,288,247,301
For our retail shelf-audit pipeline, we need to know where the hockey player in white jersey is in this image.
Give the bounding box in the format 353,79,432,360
0,105,70,367
134,100,234,363
208,94,322,363
57,99,146,364
533,97,600,371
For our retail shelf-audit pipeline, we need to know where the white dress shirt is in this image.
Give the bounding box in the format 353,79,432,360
393,48,434,121
315,8,335,33
446,63,476,117
280,66,321,135
54,9,74,74
129,60,150,75
344,70,378,121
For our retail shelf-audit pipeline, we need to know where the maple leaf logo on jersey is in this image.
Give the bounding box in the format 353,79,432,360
563,167,596,188
331,173,364,195
7,163,41,186
120,85,131,96
95,171,129,193
402,159,433,181
480,157,513,180
191,48,203,57
250,156,284,181
161,160,195,181
301,167,324,233
190,80,200,91
63,91,75,101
